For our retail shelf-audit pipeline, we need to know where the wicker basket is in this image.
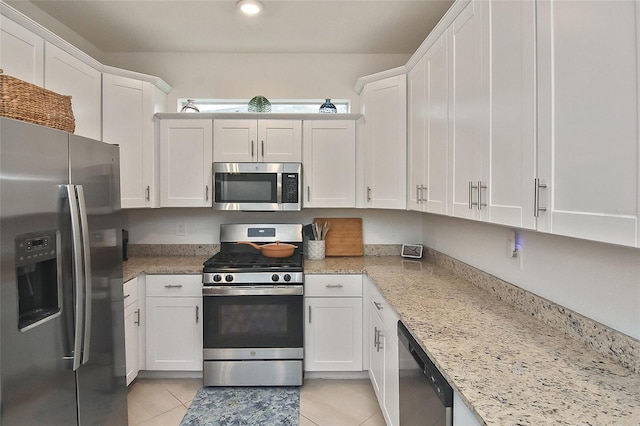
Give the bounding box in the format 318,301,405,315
0,71,75,133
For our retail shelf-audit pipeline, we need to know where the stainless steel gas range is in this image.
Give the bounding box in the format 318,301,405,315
202,223,304,386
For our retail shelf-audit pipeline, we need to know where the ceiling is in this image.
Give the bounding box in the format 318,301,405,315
6,0,454,54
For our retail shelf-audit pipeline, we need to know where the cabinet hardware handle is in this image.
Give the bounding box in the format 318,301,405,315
367,186,372,202
134,309,140,326
469,181,478,209
421,185,427,203
376,329,383,352
416,185,421,203
373,301,383,311
308,306,312,323
164,284,183,288
373,326,378,348
325,284,344,288
196,306,199,323
307,186,311,202
251,140,254,157
261,140,264,158
534,178,548,217
205,185,209,201
124,294,130,299
145,185,150,201
478,181,487,210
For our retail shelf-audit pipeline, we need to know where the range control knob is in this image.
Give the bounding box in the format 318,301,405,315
283,274,292,282
271,274,280,282
213,274,222,283
225,274,234,283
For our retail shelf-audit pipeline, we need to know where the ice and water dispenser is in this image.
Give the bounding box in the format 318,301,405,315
15,231,61,330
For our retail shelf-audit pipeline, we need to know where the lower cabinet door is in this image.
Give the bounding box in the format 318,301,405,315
304,297,363,371
369,309,385,400
383,332,399,426
124,300,139,385
145,296,203,370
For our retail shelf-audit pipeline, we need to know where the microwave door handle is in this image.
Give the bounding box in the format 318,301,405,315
277,171,283,204
76,185,92,365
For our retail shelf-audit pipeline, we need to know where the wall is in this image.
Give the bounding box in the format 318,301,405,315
101,52,410,113
421,213,640,341
124,208,424,246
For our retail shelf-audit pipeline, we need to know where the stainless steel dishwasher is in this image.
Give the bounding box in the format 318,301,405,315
398,321,453,426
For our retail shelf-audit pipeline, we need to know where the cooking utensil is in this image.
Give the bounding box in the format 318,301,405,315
237,241,297,258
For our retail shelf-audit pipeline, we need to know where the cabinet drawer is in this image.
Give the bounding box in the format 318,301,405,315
123,278,138,308
146,275,202,297
305,274,362,297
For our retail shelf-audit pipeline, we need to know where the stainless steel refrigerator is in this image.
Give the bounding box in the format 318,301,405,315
0,117,128,425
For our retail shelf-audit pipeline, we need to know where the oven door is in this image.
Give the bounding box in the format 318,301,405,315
202,285,304,360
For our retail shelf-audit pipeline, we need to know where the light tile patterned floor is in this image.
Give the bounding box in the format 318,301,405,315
127,378,385,426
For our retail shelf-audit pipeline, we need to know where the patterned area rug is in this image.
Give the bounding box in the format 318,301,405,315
180,387,300,426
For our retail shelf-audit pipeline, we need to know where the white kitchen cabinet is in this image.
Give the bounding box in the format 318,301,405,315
0,16,44,85
482,0,537,229
440,0,536,229
159,119,213,207
361,74,407,209
213,119,302,163
304,275,363,372
447,0,486,221
454,391,483,426
103,74,166,208
145,275,203,371
44,42,101,140
123,277,140,385
407,32,449,215
536,0,640,247
302,120,357,208
366,277,399,426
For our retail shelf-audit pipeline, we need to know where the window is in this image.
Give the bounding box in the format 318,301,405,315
177,99,350,113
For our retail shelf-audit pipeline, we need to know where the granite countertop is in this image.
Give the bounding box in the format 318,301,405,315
124,255,640,425
123,256,207,282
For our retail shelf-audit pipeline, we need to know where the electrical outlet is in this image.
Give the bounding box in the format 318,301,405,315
176,222,185,236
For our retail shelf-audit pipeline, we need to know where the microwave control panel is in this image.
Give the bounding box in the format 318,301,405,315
283,173,299,203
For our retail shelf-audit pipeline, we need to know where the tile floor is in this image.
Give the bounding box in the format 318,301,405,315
127,377,385,426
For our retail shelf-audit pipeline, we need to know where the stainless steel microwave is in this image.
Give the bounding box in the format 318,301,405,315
212,162,302,211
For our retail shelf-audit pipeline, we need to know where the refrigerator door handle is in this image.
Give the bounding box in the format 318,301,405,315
65,184,85,371
76,185,92,365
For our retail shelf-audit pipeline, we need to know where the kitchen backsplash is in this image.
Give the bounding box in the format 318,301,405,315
128,244,402,257
128,244,220,257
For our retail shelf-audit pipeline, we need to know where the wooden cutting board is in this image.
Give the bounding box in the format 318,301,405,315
313,218,363,257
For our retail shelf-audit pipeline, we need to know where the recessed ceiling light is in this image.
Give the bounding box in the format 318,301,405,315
237,0,263,15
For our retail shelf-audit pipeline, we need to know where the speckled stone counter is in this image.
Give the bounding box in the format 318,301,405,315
123,256,207,282
306,256,640,425
124,254,640,424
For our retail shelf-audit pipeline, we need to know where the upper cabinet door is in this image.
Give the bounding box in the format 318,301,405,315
159,119,213,207
213,119,302,163
423,32,449,216
362,74,407,209
407,56,427,212
447,0,485,220
213,119,256,162
536,0,640,247
0,17,44,85
483,0,536,230
103,74,166,209
258,120,302,163
303,120,356,208
44,42,101,140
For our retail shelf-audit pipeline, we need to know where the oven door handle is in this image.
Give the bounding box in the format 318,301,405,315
202,286,303,296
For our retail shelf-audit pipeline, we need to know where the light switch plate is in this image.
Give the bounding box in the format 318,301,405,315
401,244,423,259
